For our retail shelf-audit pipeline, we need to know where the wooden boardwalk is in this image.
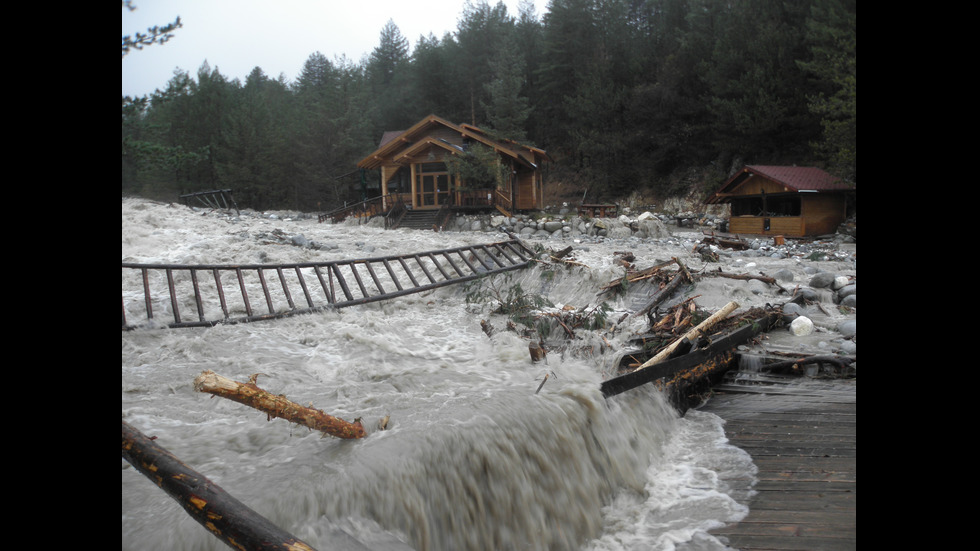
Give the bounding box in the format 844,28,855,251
697,376,856,551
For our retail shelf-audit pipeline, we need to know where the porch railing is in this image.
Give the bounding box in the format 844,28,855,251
318,194,394,223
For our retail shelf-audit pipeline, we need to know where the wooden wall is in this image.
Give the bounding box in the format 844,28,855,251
729,216,803,236
728,194,845,236
515,170,538,210
800,194,846,236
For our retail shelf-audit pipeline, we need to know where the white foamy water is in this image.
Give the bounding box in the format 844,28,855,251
121,197,755,551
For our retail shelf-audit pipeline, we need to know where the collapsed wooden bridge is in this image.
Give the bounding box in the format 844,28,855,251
122,239,537,330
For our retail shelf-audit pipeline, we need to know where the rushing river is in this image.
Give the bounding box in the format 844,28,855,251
121,198,756,551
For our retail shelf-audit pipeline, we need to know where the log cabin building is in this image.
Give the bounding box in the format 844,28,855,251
704,165,855,237
356,115,550,222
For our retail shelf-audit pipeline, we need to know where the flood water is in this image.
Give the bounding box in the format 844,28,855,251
121,198,757,551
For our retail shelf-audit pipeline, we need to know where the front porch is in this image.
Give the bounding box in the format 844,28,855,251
318,187,513,229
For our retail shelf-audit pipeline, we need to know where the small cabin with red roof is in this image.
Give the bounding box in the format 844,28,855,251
704,165,855,237
356,115,550,217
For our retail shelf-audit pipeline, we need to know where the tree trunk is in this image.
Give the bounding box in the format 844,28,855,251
633,301,740,372
193,370,366,439
122,420,317,551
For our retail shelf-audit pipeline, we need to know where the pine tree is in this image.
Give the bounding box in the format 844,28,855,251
481,39,531,143
797,0,856,182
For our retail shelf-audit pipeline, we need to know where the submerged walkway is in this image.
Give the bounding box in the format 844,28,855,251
697,376,856,551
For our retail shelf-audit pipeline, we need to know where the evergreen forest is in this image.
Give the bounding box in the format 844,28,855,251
121,0,856,213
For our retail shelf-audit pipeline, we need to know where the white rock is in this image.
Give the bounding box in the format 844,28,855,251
832,276,850,290
790,316,814,336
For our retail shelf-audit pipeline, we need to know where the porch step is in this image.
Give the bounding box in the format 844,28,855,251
394,209,443,230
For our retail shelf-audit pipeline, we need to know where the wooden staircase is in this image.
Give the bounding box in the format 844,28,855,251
393,209,447,230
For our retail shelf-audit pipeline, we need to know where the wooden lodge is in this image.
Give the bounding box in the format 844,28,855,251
705,165,855,238
356,115,550,219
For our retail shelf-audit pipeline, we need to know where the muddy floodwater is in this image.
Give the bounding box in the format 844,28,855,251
122,198,853,551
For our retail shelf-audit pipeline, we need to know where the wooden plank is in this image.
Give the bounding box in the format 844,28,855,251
699,379,855,551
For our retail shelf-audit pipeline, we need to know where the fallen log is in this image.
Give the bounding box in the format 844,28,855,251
633,301,740,372
122,420,317,551
193,371,366,439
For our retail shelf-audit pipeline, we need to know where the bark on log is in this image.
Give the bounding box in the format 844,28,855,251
193,371,366,439
122,420,317,551
632,301,740,372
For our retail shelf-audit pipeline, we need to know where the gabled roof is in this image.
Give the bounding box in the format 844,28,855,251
357,114,549,170
705,165,853,204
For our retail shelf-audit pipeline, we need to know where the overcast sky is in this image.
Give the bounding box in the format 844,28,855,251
122,0,550,98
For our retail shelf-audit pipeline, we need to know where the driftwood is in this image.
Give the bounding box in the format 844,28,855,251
699,231,749,250
122,420,316,551
702,270,777,285
632,301,740,372
550,245,573,260
630,271,691,320
599,259,676,294
673,257,694,283
602,308,782,406
193,370,366,439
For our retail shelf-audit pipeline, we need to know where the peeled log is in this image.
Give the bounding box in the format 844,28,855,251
122,420,317,551
193,370,365,439
632,301,740,372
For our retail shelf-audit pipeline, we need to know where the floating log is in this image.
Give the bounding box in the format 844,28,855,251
633,301,740,372
122,420,316,551
193,371,365,439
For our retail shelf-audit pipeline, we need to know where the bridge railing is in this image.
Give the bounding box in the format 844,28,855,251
122,239,537,330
